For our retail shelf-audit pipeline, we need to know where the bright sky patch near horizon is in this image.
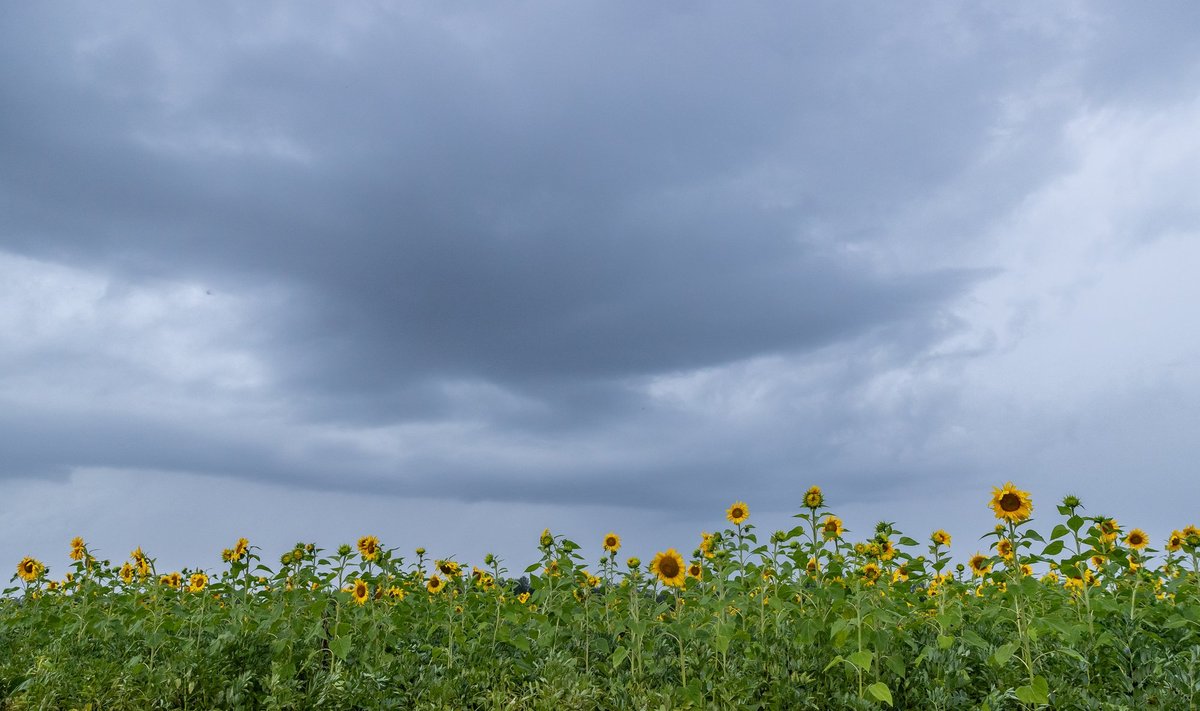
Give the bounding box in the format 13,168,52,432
3,3,1199,575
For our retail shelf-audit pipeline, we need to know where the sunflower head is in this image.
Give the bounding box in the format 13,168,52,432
861,562,881,584
877,538,896,561
626,556,641,570
1097,518,1120,543
803,485,824,509
968,553,992,577
931,529,951,547
539,528,554,548
426,575,445,594
822,516,845,539
69,537,86,561
357,535,380,562
436,559,461,577
806,557,820,575
16,557,44,583
726,501,750,526
160,572,182,589
996,538,1014,560
650,549,687,588
187,573,208,593
351,578,370,605
231,537,250,561
1125,528,1149,550
1167,530,1184,552
602,532,621,553
517,591,530,604
118,562,134,584
990,482,1033,523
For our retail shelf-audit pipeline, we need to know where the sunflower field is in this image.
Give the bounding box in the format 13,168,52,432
3,485,1200,710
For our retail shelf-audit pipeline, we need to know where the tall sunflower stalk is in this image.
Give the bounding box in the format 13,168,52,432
991,482,1041,696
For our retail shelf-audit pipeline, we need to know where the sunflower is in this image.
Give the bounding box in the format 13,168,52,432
1090,554,1107,569
385,586,406,600
891,566,910,584
231,537,249,561
130,547,151,577
539,528,553,548
517,592,530,604
187,573,208,593
806,557,820,575
426,575,446,594
351,578,370,605
803,485,824,509
1167,530,1184,552
1020,564,1033,577
822,516,845,539
726,501,750,526
119,562,134,584
650,549,687,588
996,539,1014,560
968,553,992,577
861,562,881,585
602,532,621,553
436,559,461,577
990,482,1033,523
357,535,380,562
877,538,896,561
69,537,86,562
1097,519,1120,544
1125,529,1149,550
160,572,182,589
931,529,951,546
16,557,43,583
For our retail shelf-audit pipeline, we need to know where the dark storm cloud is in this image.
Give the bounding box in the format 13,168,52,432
5,2,1200,508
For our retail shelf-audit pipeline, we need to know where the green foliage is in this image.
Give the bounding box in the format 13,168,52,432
3,495,1200,709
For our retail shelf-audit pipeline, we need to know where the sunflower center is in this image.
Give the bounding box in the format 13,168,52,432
732,507,744,519
606,537,617,547
999,492,1022,512
659,557,681,578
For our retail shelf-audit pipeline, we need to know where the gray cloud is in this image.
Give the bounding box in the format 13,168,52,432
4,3,1200,571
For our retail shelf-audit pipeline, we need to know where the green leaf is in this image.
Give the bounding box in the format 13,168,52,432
1067,515,1084,532
329,635,352,661
1050,524,1070,540
898,537,918,547
937,634,955,650
847,650,873,672
1041,540,1065,556
610,645,628,668
822,655,845,673
1015,675,1049,704
991,641,1017,667
866,682,893,707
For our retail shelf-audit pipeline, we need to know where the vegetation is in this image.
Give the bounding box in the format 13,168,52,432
3,484,1200,709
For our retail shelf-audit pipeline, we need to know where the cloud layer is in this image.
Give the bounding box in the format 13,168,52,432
3,3,1200,571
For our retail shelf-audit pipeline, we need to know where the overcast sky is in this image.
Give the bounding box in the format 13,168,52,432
4,3,1200,578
